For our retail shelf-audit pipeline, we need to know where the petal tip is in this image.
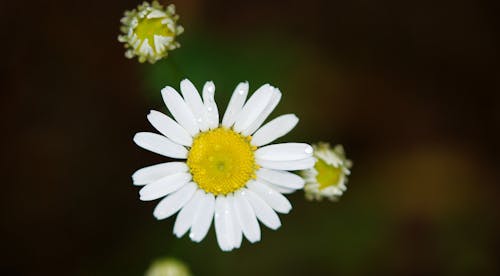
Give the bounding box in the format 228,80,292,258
271,222,282,230
132,132,142,143
160,86,176,97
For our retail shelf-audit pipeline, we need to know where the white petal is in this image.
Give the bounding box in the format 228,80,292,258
243,189,281,230
247,180,292,214
242,88,281,136
180,79,209,131
256,143,313,161
203,81,219,129
256,168,305,190
266,182,296,194
233,84,274,133
133,132,187,159
257,157,316,171
189,193,215,242
139,39,153,55
147,110,192,146
139,173,191,201
153,182,197,220
222,82,248,128
147,10,166,18
251,114,298,146
154,35,171,53
132,162,188,186
173,189,205,237
161,86,199,136
228,195,243,249
221,195,238,251
214,196,234,251
234,190,261,243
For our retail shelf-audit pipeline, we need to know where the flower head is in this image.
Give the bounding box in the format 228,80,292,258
145,257,191,276
133,79,314,251
302,142,352,201
118,1,184,63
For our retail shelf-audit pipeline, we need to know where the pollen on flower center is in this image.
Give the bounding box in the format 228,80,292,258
314,159,342,190
187,128,257,195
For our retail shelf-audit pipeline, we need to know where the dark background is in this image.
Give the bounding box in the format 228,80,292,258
2,0,499,275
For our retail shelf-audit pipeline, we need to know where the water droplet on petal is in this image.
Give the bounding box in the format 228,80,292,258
208,85,215,93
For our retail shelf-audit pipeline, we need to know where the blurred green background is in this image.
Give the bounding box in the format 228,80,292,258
2,0,499,275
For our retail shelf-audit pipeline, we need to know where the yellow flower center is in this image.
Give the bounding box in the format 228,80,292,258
315,159,342,190
134,16,173,52
187,128,257,195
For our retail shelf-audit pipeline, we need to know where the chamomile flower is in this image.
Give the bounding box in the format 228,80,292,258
133,79,314,251
145,257,191,276
302,143,352,201
118,1,184,63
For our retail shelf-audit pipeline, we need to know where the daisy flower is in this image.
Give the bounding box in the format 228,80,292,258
118,1,184,63
145,257,191,276
302,143,352,201
133,79,314,251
